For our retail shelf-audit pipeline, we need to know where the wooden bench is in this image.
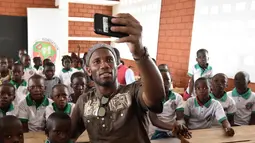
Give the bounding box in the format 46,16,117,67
151,125,255,143
24,131,90,143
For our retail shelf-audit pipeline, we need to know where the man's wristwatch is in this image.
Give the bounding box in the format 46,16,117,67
133,47,149,61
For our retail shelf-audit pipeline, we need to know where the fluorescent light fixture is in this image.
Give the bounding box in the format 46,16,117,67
68,17,94,22
68,37,118,41
68,0,119,6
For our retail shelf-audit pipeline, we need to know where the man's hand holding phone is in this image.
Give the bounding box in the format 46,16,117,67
110,13,144,59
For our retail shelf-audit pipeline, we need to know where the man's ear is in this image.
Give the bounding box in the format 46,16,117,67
86,67,92,76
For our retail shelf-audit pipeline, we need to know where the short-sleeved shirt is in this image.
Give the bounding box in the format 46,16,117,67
0,103,18,118
227,88,255,125
186,64,213,95
45,102,75,119
74,82,151,143
59,68,77,93
44,77,61,98
34,66,44,77
148,91,184,135
210,92,236,115
184,97,226,130
18,94,53,132
23,66,36,83
10,80,28,105
75,68,84,73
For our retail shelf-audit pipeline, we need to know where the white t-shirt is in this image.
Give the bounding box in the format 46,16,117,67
227,88,255,125
184,97,226,130
148,91,184,137
186,64,213,95
59,68,77,93
23,66,36,83
45,102,75,119
18,95,53,132
0,103,18,118
33,66,44,77
210,92,236,115
10,80,28,106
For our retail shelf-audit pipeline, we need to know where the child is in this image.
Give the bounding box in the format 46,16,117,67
10,63,28,105
184,49,213,100
59,55,77,93
184,77,234,136
20,54,36,83
7,57,14,70
33,57,44,76
0,56,11,85
0,115,24,143
210,73,236,125
45,84,75,119
149,64,190,140
0,83,17,118
43,58,51,67
69,72,88,103
75,58,84,73
43,62,61,98
227,71,255,125
16,49,27,64
45,112,72,143
18,74,53,132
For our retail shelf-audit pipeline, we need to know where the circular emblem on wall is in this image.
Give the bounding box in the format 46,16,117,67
32,38,59,63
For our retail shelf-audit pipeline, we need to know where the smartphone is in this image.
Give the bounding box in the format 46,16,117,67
94,13,129,38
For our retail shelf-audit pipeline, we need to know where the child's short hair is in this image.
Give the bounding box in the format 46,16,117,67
212,73,228,80
0,115,21,132
62,55,72,63
195,77,209,88
234,71,250,82
196,49,208,57
0,83,16,92
28,74,44,83
158,64,169,72
71,72,88,83
43,58,51,65
46,112,71,132
12,62,24,69
44,62,55,68
52,84,68,92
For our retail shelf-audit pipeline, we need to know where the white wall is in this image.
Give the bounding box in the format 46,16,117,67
111,0,162,60
27,8,68,73
190,0,255,82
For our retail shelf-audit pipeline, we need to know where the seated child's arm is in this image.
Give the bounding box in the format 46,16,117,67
149,111,174,130
215,102,235,136
188,76,194,95
71,98,86,140
183,100,190,128
17,102,29,132
227,100,236,126
249,106,255,125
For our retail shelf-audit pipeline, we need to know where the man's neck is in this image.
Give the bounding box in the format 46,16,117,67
13,79,23,84
34,65,40,70
95,82,119,97
0,70,8,78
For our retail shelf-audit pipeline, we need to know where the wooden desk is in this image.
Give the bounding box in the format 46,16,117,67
24,131,90,143
151,126,255,143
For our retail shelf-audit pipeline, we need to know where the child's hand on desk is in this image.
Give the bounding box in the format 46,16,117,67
225,127,235,137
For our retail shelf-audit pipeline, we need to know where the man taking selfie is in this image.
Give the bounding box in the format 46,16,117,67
71,13,165,143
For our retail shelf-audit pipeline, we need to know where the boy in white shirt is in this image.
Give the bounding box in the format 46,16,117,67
184,49,213,100
20,54,36,83
45,84,75,119
0,83,17,118
59,55,77,93
184,77,234,137
227,71,255,125
10,63,28,105
43,62,61,98
149,64,190,140
33,57,44,76
18,74,52,132
210,73,236,125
